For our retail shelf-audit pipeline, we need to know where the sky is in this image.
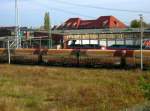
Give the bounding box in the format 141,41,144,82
0,0,150,27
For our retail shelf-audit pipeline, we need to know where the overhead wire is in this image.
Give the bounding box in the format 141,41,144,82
34,0,150,25
50,7,95,19
53,0,150,14
34,1,95,19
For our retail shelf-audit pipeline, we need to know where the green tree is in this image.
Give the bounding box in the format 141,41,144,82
130,20,140,28
44,12,52,48
130,19,150,28
44,12,50,31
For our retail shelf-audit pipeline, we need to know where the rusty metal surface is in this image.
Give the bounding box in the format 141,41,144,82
0,48,150,67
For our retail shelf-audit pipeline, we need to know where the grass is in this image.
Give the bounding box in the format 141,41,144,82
0,64,149,111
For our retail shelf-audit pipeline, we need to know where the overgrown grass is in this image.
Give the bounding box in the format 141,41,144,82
140,76,150,101
0,64,149,111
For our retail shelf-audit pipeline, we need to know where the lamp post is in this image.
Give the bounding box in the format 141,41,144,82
140,14,143,70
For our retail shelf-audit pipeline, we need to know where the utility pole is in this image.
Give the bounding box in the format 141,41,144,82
15,0,20,48
140,14,144,70
7,40,11,64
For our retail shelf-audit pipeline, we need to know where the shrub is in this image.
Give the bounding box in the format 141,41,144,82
139,77,150,100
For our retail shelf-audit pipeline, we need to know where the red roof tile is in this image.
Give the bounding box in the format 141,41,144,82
55,16,127,30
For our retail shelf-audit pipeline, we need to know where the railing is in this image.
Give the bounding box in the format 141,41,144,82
52,28,150,35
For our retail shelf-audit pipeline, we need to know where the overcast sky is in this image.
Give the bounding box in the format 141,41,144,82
0,0,150,27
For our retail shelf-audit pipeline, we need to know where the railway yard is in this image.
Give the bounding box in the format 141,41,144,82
0,18,150,111
1,0,150,111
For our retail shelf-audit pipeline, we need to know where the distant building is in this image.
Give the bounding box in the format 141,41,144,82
54,16,127,30
0,26,28,37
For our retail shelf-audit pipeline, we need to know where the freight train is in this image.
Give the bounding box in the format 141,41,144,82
0,48,150,68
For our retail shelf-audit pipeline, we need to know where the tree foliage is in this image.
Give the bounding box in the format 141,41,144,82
130,20,140,28
44,12,50,31
130,19,150,28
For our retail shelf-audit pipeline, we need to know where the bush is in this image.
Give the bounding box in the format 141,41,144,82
139,77,150,100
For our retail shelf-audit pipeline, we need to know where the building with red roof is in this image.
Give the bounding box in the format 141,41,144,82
55,16,127,30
